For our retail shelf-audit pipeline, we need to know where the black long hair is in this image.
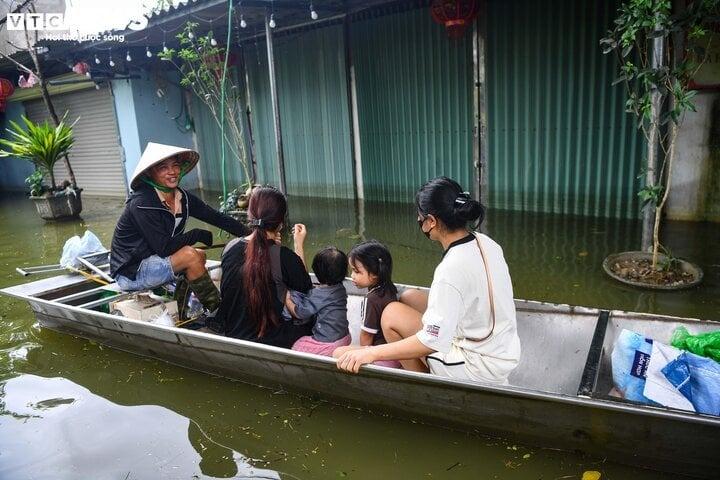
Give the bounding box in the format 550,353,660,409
415,176,484,231
243,186,287,337
348,240,397,297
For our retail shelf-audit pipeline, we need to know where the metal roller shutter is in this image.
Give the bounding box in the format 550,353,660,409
24,85,126,196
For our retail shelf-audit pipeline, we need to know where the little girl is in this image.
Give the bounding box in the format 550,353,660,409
345,240,402,368
288,247,351,356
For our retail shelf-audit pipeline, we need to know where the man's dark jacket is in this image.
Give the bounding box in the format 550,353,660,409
110,185,249,280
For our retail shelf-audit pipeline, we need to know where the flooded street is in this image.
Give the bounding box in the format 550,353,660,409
1,191,717,479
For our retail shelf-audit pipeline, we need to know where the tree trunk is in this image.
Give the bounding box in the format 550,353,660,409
25,28,78,189
651,123,678,269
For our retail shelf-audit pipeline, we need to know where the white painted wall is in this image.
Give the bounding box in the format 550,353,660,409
667,91,720,221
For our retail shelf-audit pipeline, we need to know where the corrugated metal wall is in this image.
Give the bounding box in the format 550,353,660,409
190,90,248,192
245,24,355,198
350,6,474,203
486,0,645,219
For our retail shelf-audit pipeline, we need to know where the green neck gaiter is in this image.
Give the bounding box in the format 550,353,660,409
141,169,186,193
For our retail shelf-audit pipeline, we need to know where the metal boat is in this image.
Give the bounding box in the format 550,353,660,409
2,267,718,478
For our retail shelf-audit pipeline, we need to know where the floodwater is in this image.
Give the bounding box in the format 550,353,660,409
0,191,718,480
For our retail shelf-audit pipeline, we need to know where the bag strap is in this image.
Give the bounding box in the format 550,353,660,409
465,233,496,343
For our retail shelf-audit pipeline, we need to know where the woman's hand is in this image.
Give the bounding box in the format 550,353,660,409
292,223,307,245
336,346,376,374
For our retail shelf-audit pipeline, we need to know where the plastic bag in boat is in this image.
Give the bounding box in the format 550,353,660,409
670,326,720,363
643,341,695,412
59,230,105,269
148,309,175,327
662,351,720,416
611,329,658,405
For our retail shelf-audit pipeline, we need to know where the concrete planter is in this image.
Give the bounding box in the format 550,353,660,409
602,251,703,290
30,189,83,220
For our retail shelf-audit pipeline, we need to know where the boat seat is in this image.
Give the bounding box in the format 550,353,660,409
577,310,610,398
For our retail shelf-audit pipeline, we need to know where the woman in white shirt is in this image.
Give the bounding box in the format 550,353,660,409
335,177,521,383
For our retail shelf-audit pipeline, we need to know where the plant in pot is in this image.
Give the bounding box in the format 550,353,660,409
158,22,256,211
599,0,718,289
0,114,82,220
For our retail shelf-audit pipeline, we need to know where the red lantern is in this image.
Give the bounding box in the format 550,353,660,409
0,78,15,112
430,0,479,39
72,61,90,76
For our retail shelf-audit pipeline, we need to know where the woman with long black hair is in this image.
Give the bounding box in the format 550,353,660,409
216,186,314,347
335,177,521,384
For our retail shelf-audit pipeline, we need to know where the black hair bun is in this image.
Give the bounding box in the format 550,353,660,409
455,198,484,223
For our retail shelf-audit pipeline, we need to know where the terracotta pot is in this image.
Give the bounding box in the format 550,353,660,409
602,251,703,290
30,189,83,220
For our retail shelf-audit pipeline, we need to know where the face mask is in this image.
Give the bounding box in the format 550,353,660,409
417,215,434,239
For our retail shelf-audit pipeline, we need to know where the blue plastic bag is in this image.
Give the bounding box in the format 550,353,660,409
611,329,658,405
662,351,720,416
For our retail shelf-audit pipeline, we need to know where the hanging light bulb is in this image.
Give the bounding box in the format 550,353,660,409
163,42,168,53
240,15,247,28
269,13,276,28
126,50,132,62
188,31,194,40
94,54,100,64
310,4,318,20
146,46,152,58
210,32,217,47
109,55,115,67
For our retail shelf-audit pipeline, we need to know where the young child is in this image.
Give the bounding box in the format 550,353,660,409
288,247,351,356
347,240,402,368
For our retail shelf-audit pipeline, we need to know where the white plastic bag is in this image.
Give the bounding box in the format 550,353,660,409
59,230,106,269
148,310,175,327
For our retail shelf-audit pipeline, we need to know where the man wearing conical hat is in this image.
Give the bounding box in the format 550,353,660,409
110,142,249,322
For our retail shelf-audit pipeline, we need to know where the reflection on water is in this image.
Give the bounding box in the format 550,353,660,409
0,191,716,479
0,375,279,480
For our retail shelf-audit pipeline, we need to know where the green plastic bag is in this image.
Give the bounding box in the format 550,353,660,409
670,326,720,363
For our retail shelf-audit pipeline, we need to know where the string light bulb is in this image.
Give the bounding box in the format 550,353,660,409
269,13,276,28
163,42,168,53
126,50,132,62
240,15,247,28
210,32,217,47
310,4,318,20
109,55,115,67
94,54,100,64
146,46,152,58
188,31,194,40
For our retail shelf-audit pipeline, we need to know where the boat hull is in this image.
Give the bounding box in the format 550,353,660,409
25,296,719,478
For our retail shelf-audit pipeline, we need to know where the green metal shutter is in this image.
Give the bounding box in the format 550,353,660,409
486,0,645,219
350,7,475,203
24,85,127,196
245,25,354,198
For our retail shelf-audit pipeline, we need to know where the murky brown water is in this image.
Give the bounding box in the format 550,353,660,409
1,191,718,479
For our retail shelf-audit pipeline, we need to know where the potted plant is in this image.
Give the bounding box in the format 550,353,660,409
0,114,82,220
599,0,718,289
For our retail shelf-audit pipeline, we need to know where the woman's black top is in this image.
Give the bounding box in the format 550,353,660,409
217,239,314,348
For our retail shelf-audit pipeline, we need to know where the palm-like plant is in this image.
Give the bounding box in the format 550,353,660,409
0,114,76,193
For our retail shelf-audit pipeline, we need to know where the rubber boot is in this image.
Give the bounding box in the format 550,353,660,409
188,271,222,332
173,275,192,320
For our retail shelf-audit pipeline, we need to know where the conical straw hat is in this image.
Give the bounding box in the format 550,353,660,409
130,142,199,190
